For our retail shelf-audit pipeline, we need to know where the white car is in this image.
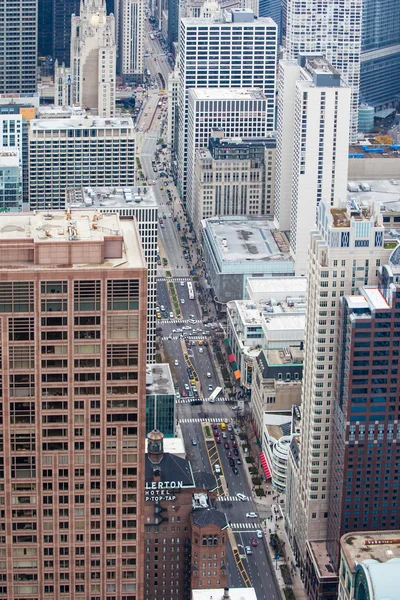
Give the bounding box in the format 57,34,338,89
245,546,253,555
169,312,174,318
206,372,212,378
246,512,257,518
188,319,196,324
184,384,190,390
175,392,180,399
256,530,263,538
180,282,185,287
174,359,179,366
199,348,204,354
214,464,221,474
236,493,248,502
181,298,185,304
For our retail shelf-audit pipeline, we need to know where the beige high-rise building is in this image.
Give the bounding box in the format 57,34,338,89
0,209,147,599
71,0,116,117
289,197,391,572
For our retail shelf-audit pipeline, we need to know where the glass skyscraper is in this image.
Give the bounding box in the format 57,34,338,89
360,0,400,108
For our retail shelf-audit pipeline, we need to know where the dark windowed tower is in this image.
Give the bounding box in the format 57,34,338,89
0,0,38,93
53,0,80,65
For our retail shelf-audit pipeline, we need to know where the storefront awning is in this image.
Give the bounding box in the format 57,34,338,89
259,452,271,479
233,370,241,380
228,353,236,363
230,361,238,371
223,338,230,347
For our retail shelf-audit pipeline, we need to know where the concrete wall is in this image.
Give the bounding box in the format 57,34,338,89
348,157,400,179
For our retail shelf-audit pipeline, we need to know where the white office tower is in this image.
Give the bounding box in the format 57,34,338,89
28,116,136,210
285,0,362,142
186,88,269,222
119,0,144,79
71,0,116,117
274,55,350,276
167,68,179,150
290,198,390,572
177,9,277,201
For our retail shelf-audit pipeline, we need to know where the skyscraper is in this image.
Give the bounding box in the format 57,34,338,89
274,55,351,275
0,0,37,94
119,0,144,81
53,0,81,66
360,0,400,109
0,208,147,600
288,198,391,583
327,265,400,572
71,0,117,117
38,0,54,57
285,0,362,142
176,9,277,201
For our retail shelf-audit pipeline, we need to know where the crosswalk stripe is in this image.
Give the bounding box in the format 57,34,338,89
161,335,208,340
230,523,261,530
178,417,226,423
218,496,244,502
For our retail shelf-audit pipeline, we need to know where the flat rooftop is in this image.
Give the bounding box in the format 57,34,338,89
182,14,276,26
0,210,145,269
205,217,291,263
189,88,266,102
246,276,307,300
67,186,158,210
363,287,389,310
349,145,400,158
192,589,257,600
341,531,400,572
146,364,174,396
37,105,86,117
263,314,305,332
266,347,304,365
346,179,400,211
307,541,337,579
30,116,135,131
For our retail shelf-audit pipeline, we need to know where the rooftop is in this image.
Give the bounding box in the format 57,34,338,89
37,105,86,118
0,210,145,270
266,347,304,366
182,12,276,26
146,364,174,396
191,507,229,530
246,277,307,300
307,541,337,579
67,186,158,210
346,178,400,212
145,436,185,457
204,217,291,263
341,530,400,572
30,116,135,131
189,88,266,102
145,453,194,487
192,588,258,600
363,286,390,310
349,145,400,158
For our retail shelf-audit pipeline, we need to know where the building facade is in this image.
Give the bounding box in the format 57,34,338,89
53,0,81,66
54,61,73,107
177,9,277,200
285,0,362,142
327,268,400,569
360,0,400,109
28,116,136,211
119,0,144,80
38,0,54,57
71,0,117,117
0,0,37,94
0,209,147,600
193,136,275,237
186,89,269,226
144,430,228,600
65,185,158,362
202,216,294,305
289,198,392,577
274,55,351,276
0,150,22,212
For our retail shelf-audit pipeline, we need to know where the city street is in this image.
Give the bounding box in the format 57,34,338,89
139,21,281,599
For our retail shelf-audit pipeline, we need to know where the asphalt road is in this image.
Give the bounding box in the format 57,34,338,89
141,20,280,598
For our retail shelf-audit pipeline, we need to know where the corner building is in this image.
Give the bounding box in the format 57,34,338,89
0,210,147,600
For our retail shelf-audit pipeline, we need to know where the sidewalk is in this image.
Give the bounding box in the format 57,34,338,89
239,424,307,600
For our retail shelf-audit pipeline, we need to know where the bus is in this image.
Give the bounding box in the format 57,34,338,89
187,281,194,300
208,387,223,403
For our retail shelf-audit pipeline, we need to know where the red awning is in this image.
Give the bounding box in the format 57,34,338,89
259,452,271,479
228,353,236,363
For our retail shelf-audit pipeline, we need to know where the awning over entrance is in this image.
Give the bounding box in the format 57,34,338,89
259,452,271,479
233,370,241,380
223,338,230,347
228,353,236,363
230,361,238,371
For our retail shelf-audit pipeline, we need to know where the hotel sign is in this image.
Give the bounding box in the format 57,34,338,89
145,481,184,502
